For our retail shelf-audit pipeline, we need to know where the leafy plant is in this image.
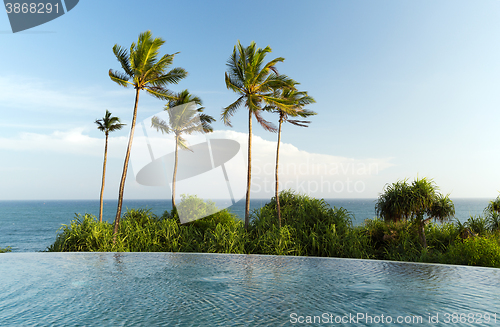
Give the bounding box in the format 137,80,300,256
375,177,455,247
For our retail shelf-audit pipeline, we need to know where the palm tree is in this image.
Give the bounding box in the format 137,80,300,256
222,40,296,229
376,177,455,247
95,110,125,222
109,31,187,240
269,86,316,227
151,90,214,211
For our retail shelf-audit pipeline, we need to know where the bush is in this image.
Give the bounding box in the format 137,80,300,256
248,190,372,259
442,235,500,267
47,213,114,252
362,218,424,262
48,197,247,253
466,215,489,236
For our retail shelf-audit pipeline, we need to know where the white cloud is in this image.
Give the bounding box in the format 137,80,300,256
203,131,394,197
0,127,394,198
0,128,128,158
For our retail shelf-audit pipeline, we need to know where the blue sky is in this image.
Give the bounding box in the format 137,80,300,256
1,0,499,200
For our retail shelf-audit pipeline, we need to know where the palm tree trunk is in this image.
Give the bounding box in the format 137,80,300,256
172,135,178,210
245,109,252,230
113,88,140,242
419,221,427,248
275,117,283,228
99,133,109,222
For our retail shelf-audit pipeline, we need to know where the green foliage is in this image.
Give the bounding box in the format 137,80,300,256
376,177,454,223
442,235,500,268
486,195,500,214
248,190,373,259
48,199,247,254
0,246,12,253
484,196,500,232
466,215,489,236
47,192,500,268
487,211,500,232
95,110,125,134
109,30,187,100
363,218,423,262
47,213,115,252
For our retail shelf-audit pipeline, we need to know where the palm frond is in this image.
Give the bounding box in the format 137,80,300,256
149,67,188,88
143,52,178,80
253,110,277,132
151,116,171,134
177,135,192,151
95,110,125,133
199,113,215,133
255,56,284,84
225,72,244,93
221,95,245,126
146,86,177,101
112,45,133,77
109,69,132,87
287,119,311,127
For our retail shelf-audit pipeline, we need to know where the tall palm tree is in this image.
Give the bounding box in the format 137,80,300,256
270,87,316,227
109,30,187,240
222,40,296,229
151,90,214,211
376,177,455,247
95,110,125,223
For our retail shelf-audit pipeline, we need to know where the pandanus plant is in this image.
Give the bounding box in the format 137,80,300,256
376,177,455,247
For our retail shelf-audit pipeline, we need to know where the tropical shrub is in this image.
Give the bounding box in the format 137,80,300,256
442,235,500,267
248,190,372,259
48,198,247,254
47,192,500,268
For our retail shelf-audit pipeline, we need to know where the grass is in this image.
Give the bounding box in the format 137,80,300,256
47,191,500,268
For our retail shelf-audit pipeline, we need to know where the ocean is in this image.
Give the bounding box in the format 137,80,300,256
0,198,492,252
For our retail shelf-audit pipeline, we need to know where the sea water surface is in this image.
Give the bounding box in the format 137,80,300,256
0,198,492,252
0,252,499,326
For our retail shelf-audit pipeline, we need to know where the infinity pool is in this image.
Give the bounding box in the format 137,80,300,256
0,253,499,326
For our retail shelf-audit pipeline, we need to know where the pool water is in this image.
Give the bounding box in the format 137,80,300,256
0,253,499,326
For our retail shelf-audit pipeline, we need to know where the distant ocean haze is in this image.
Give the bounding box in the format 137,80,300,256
0,198,491,252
